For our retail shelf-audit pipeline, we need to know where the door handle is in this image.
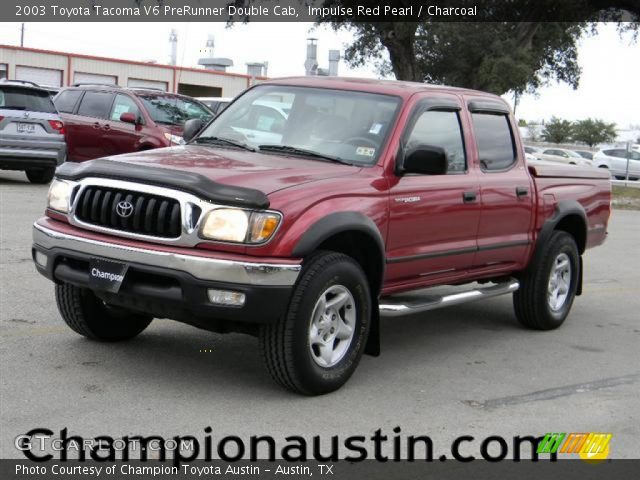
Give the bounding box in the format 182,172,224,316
102,124,111,131
462,191,477,203
92,122,100,129
516,186,529,197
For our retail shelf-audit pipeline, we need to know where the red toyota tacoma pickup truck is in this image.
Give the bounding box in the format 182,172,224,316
32,77,611,395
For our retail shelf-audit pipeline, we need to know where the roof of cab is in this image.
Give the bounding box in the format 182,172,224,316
260,76,505,103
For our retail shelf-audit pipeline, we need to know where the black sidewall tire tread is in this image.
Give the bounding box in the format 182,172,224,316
514,231,580,330
260,251,371,395
55,283,152,341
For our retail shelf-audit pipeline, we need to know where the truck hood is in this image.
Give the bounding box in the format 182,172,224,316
102,145,360,195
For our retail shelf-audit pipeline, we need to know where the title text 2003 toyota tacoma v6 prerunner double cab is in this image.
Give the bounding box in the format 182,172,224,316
32,78,611,395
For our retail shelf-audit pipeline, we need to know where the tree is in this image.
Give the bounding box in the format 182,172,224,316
518,119,528,127
527,124,541,142
320,0,639,94
542,117,574,144
572,118,617,147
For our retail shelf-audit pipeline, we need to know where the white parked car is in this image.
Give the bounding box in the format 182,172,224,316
593,148,640,180
524,145,542,155
535,148,593,167
523,146,541,163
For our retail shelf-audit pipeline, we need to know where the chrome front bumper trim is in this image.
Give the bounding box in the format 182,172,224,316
33,223,301,287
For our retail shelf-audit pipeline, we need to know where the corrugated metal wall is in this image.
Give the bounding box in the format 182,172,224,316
0,46,253,98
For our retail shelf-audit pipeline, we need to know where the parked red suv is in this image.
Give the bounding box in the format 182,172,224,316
53,85,213,162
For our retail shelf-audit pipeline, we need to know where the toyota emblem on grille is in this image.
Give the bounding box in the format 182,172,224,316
115,201,134,218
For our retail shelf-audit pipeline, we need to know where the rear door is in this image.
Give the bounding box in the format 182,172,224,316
70,90,115,161
53,89,84,160
466,99,534,271
386,94,481,288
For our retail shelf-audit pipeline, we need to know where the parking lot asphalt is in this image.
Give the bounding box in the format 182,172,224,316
1,169,639,459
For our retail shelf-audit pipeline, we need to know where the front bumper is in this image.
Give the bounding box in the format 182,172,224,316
32,222,301,330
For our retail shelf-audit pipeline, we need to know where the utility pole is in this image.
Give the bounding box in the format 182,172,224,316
20,23,25,47
625,141,632,184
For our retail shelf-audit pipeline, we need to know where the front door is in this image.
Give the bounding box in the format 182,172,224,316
103,93,144,156
385,96,481,290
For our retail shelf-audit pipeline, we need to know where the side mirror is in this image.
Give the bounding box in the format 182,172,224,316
402,145,448,175
183,118,204,143
119,112,137,124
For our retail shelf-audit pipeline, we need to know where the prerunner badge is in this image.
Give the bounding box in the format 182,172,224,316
88,258,129,293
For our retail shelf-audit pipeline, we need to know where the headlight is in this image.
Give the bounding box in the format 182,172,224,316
163,133,185,145
47,179,73,213
200,208,281,244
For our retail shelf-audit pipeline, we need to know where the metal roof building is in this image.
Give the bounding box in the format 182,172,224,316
0,44,264,97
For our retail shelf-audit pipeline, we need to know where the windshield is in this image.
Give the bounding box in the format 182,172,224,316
138,95,212,125
197,85,401,165
0,86,57,113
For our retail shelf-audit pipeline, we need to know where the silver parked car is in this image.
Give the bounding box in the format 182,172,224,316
0,80,66,183
535,148,593,167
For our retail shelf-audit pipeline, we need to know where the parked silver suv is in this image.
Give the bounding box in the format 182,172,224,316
0,80,66,183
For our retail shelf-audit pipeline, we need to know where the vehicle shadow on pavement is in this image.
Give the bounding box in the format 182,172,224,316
48,299,521,396
379,298,521,358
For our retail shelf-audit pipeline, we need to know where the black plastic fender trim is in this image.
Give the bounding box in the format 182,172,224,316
291,211,385,260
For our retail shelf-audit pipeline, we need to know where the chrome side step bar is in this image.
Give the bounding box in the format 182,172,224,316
379,278,519,317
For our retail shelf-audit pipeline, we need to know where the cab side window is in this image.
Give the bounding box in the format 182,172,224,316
406,110,466,173
110,94,140,122
472,113,516,171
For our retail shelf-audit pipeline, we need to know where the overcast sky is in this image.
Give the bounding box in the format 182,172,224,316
0,22,638,127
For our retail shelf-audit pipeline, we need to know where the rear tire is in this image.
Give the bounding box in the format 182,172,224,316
260,252,371,395
514,231,580,330
55,283,152,341
26,167,55,184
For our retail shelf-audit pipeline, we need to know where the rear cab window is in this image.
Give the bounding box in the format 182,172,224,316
471,112,517,171
0,86,57,113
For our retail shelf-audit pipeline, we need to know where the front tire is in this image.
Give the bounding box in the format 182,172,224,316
26,167,55,184
514,231,580,330
260,252,371,395
55,283,152,341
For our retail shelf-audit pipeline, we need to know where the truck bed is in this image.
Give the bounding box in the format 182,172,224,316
529,162,611,251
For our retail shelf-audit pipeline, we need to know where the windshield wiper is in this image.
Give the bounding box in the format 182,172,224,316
194,136,257,152
2,106,26,110
258,145,352,165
